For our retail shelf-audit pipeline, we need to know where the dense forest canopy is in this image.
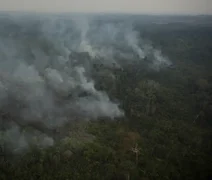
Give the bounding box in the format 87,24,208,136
0,13,212,180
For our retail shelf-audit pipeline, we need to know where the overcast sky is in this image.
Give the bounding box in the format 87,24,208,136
0,0,211,15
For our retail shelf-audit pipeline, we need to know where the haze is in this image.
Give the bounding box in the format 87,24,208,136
0,0,211,15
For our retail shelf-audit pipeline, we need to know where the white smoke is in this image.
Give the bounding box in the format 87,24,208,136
125,29,145,59
0,13,171,153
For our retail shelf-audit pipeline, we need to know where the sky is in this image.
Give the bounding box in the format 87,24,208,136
0,0,211,15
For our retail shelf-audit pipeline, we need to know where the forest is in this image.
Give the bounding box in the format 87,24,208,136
0,13,212,180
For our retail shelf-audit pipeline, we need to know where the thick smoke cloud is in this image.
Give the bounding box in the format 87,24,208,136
0,14,171,153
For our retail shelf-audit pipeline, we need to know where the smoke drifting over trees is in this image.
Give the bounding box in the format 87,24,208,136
0,14,171,153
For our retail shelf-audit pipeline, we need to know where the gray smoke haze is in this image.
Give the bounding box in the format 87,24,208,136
0,14,171,153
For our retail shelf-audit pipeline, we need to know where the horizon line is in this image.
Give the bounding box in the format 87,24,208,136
0,10,212,17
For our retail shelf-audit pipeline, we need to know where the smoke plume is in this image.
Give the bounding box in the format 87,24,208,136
0,13,171,153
